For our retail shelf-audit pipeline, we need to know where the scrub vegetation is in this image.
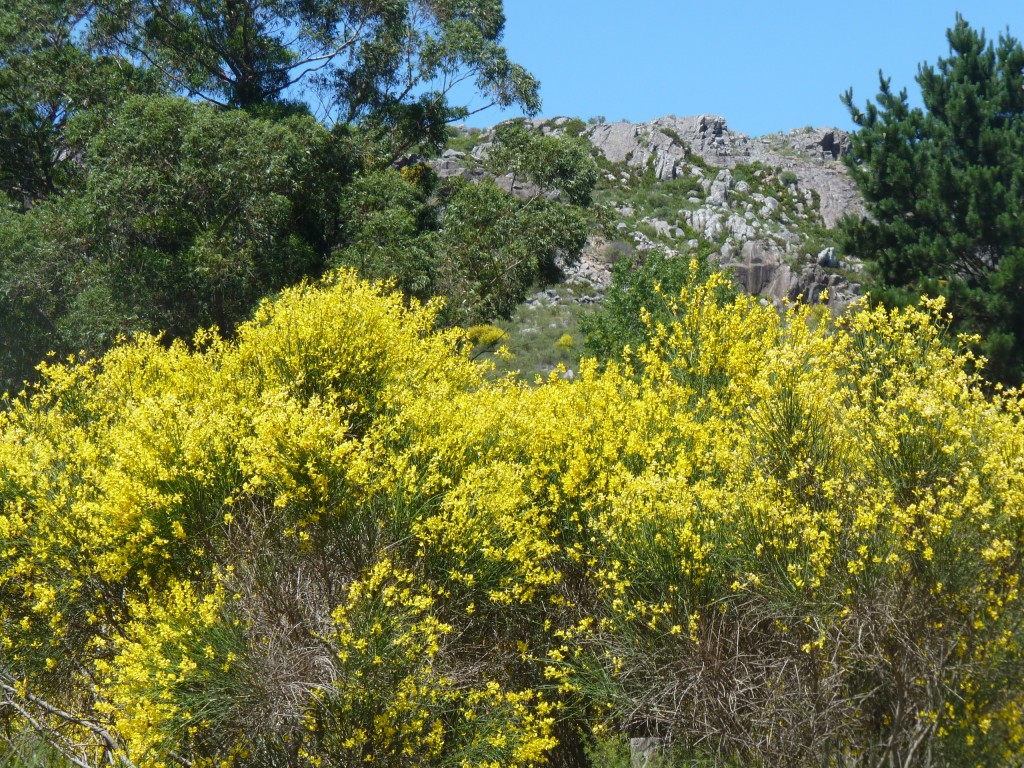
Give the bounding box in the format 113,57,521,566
2,7,1024,768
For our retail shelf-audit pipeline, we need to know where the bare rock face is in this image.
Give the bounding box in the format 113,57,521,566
432,149,484,182
578,115,869,309
777,159,863,228
586,115,734,179
725,240,783,295
586,116,865,227
586,115,732,179
432,150,546,200
715,240,859,308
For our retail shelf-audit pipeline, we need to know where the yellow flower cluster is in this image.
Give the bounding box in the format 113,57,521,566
2,266,1024,767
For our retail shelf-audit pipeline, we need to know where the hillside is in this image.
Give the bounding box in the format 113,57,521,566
437,115,869,378
5,7,1024,767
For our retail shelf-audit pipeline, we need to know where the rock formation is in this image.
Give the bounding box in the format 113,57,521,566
584,115,865,227
438,114,868,312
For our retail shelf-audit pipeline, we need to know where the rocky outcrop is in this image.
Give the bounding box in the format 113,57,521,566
586,115,734,180
585,116,865,227
438,115,863,226
575,117,866,309
716,241,860,307
438,115,869,312
561,236,615,294
432,149,547,200
431,149,479,181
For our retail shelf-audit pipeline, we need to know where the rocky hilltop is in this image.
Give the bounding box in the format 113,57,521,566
583,115,866,309
439,114,868,311
584,115,864,227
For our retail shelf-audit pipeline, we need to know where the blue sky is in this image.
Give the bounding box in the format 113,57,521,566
462,1,1021,136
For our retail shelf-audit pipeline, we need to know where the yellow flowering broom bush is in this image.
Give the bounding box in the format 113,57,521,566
2,265,1023,767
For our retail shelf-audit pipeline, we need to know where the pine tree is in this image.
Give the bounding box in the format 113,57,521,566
841,15,1024,383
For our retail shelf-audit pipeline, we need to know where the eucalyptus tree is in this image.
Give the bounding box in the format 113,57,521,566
95,0,540,155
0,0,159,205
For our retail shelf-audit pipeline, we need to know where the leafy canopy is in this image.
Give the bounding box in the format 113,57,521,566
0,0,558,394
333,121,597,327
841,14,1024,383
0,0,160,204
95,0,540,152
0,95,348,393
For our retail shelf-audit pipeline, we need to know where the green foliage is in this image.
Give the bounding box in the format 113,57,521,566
0,0,566,400
0,0,161,205
559,117,587,137
486,120,599,206
335,172,590,327
437,178,590,323
0,96,348,391
0,195,131,394
607,175,703,222
95,0,539,155
0,43,583,396
583,734,729,768
333,168,440,297
84,96,341,327
581,251,735,368
444,125,485,153
0,731,73,767
333,125,596,328
841,14,1024,384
